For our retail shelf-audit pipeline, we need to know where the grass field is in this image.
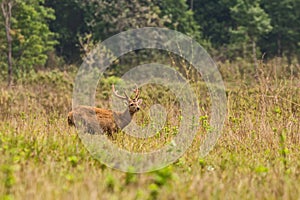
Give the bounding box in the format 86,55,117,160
0,62,300,199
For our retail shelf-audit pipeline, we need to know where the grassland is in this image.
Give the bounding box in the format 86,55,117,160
0,61,300,200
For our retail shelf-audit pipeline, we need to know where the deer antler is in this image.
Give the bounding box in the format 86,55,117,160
112,84,129,100
133,84,140,100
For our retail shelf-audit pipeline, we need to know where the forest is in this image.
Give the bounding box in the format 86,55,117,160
0,0,300,199
0,0,299,83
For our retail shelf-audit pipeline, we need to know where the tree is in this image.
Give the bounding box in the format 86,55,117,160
74,0,171,72
0,0,57,83
260,0,300,64
45,0,169,63
1,0,13,86
45,0,87,63
13,0,57,73
154,0,202,41
230,0,272,68
86,0,167,37
190,0,234,47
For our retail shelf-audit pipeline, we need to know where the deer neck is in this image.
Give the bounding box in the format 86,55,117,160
114,109,135,129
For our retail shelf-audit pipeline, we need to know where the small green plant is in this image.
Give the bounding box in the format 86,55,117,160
67,156,79,167
152,166,173,187
279,129,289,173
1,164,15,197
125,167,137,185
254,166,268,174
148,183,159,200
105,174,116,192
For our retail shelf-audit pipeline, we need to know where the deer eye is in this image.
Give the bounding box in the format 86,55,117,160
130,103,134,106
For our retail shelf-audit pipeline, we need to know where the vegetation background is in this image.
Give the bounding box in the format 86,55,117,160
0,0,300,199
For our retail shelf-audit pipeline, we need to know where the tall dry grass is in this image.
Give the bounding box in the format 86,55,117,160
0,60,299,199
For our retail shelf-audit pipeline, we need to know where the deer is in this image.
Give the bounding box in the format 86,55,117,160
67,84,142,136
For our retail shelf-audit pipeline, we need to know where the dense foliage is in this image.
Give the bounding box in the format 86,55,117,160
1,0,300,82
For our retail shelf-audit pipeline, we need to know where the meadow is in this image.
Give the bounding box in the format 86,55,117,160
0,60,300,200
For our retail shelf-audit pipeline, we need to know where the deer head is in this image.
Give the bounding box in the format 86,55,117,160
112,84,142,115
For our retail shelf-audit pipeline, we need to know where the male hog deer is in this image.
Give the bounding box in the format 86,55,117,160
68,84,142,135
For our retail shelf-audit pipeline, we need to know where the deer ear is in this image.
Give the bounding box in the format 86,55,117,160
137,99,143,105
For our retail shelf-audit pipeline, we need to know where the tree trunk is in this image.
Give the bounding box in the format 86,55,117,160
287,49,292,66
190,0,194,10
277,36,282,57
1,1,13,87
275,36,283,78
